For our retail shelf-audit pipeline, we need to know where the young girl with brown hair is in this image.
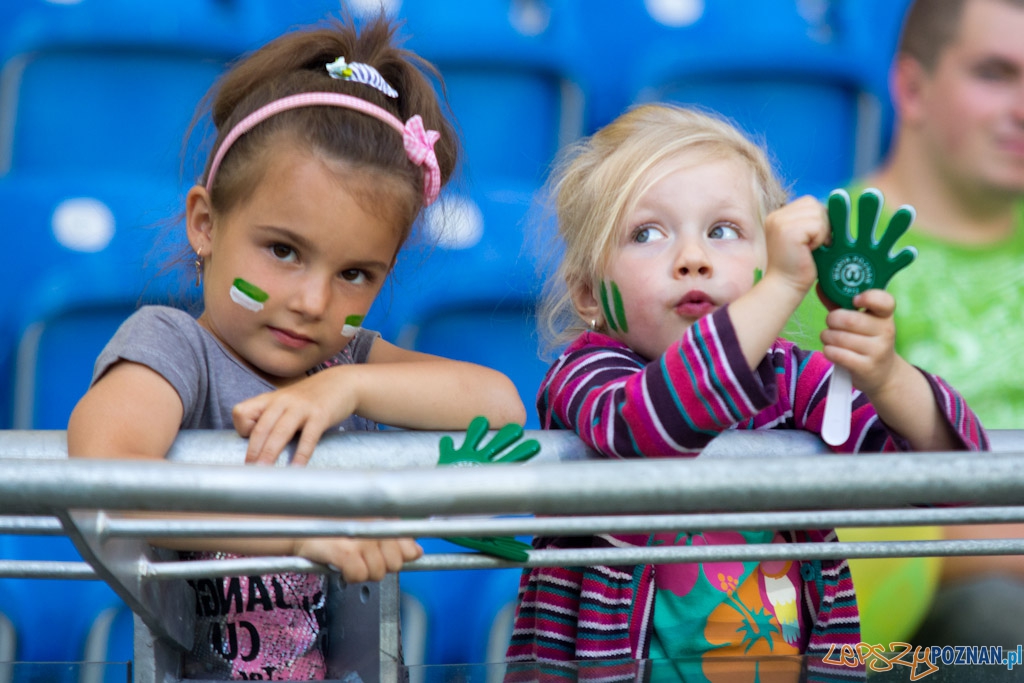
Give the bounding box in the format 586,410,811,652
68,15,524,679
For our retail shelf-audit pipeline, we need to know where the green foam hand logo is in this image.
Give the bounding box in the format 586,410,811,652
813,188,918,446
813,188,918,310
437,416,541,561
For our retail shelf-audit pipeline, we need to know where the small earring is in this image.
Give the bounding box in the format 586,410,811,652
194,249,203,287
589,319,597,331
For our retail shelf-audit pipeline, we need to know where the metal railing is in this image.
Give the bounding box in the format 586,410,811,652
3,429,1024,682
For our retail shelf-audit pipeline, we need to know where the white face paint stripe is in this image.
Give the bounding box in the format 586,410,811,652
342,314,365,337
230,278,268,312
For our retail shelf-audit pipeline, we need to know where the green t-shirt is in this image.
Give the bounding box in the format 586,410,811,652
648,530,803,682
786,185,1024,429
785,186,1024,645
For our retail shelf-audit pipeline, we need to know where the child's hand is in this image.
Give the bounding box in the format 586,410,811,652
820,289,898,396
233,369,356,465
292,535,422,584
762,196,829,297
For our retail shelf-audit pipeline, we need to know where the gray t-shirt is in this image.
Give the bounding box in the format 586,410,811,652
93,305,381,678
94,305,378,432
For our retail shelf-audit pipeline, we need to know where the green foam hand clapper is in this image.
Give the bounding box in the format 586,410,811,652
813,188,918,310
812,188,917,446
437,416,540,562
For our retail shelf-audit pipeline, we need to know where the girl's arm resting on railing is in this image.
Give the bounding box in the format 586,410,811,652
68,360,183,461
542,310,777,460
233,338,527,465
67,361,422,582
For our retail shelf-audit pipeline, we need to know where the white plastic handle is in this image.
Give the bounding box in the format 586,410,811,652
821,366,852,446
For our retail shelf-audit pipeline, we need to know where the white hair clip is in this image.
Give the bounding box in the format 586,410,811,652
326,56,399,99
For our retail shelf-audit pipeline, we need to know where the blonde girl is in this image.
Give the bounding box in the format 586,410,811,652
508,104,986,681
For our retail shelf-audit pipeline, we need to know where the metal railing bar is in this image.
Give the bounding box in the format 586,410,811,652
3,451,1023,517
0,515,62,534
7,535,1024,581
127,537,1024,579
101,506,1024,540
0,560,98,579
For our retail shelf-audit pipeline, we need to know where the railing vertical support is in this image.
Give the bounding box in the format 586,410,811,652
324,574,402,681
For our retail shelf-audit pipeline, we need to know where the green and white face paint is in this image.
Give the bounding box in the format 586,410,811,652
342,314,364,337
599,280,629,333
230,278,269,312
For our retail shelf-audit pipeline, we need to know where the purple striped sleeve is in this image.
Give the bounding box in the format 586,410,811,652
786,345,988,453
537,308,775,458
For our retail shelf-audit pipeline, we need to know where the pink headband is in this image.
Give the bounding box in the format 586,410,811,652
205,92,442,206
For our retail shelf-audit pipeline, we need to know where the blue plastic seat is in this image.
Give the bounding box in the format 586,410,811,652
396,0,585,190
373,182,551,428
400,538,525,668
0,534,125,680
572,0,897,197
0,0,274,182
361,3,589,427
82,601,135,683
0,171,192,429
0,170,188,677
5,50,223,182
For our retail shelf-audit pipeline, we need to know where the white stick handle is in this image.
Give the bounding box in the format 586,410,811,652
821,366,852,446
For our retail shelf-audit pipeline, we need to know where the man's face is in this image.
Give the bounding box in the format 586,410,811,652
906,0,1024,197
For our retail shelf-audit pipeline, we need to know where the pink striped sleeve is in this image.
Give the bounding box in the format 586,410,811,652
537,307,775,458
787,346,988,453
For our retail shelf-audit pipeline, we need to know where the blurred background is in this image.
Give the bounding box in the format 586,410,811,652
0,0,913,676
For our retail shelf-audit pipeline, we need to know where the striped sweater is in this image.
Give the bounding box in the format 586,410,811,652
506,306,987,681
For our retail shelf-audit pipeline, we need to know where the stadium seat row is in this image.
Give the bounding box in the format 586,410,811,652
0,0,912,672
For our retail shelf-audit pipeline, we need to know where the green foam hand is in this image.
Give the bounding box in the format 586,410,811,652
812,188,918,310
437,416,541,562
813,188,918,447
438,416,540,466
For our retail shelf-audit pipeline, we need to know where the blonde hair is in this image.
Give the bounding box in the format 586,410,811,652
538,104,789,352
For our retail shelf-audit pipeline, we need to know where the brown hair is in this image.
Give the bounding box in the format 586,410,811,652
899,0,1024,71
196,14,458,245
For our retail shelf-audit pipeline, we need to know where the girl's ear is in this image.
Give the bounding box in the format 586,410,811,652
570,280,603,328
186,185,215,254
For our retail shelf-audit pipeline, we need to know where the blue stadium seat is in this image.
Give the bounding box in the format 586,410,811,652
398,0,585,189
0,0,262,58
0,171,192,429
0,534,125,679
573,0,896,197
82,601,134,683
0,172,185,667
400,538,524,668
0,2,251,182
364,2,588,426
375,184,551,428
4,50,222,182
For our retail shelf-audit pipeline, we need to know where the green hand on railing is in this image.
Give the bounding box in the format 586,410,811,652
437,416,540,561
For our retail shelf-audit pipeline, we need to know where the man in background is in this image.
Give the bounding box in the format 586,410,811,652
789,0,1024,647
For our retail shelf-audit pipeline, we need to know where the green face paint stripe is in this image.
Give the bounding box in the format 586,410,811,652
342,313,365,337
599,280,618,332
232,278,268,303
754,267,763,284
610,281,628,333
